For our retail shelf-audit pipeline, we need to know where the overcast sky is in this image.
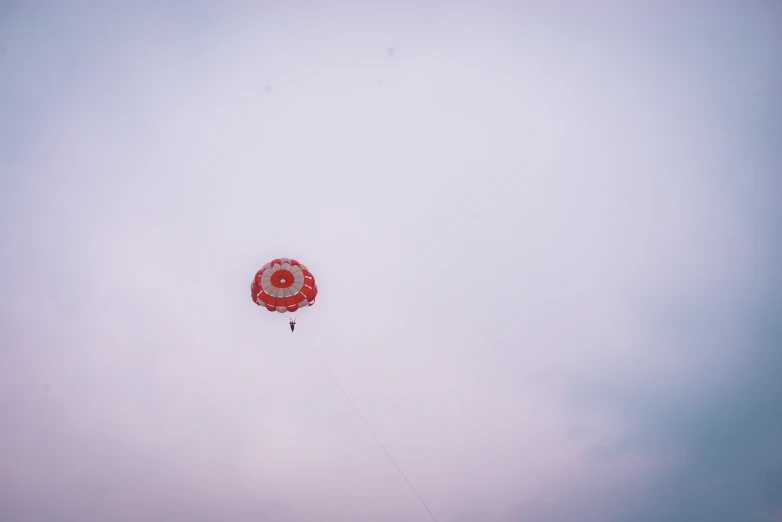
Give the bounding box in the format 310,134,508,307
1,1,781,521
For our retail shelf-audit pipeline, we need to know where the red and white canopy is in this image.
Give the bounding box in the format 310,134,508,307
250,258,318,313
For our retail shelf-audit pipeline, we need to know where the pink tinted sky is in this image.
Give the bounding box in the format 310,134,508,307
1,1,781,521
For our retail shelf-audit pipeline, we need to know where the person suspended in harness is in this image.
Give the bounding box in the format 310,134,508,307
289,318,296,332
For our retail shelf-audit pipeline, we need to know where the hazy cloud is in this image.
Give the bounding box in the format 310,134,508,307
2,2,780,521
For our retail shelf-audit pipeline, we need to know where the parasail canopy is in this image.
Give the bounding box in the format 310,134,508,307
251,258,318,313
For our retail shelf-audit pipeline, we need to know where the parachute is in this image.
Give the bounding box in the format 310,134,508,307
250,258,318,313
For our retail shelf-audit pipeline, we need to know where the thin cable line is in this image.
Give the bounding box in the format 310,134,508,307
309,344,439,522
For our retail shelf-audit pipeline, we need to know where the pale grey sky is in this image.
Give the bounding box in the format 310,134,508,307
1,2,781,521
